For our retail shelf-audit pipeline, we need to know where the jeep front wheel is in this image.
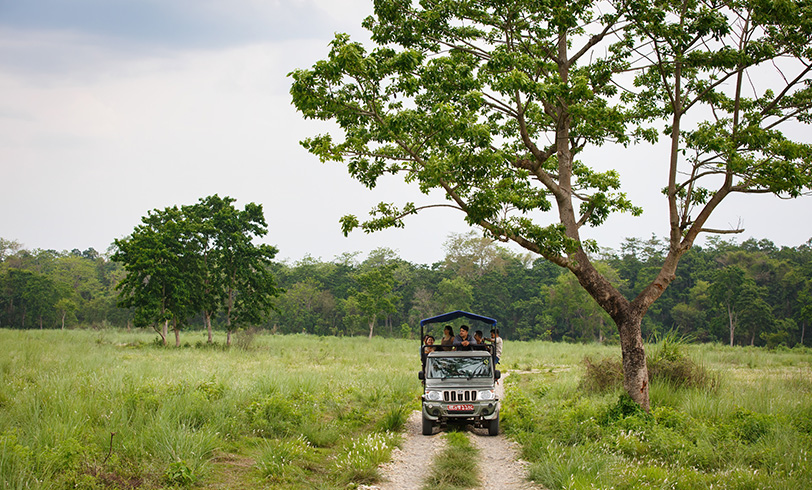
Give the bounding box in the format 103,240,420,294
422,414,433,436
488,413,499,436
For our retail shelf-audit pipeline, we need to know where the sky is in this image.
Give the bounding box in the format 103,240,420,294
1,1,810,266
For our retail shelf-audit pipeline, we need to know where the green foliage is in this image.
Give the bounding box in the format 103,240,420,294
163,460,195,487
333,432,398,485
582,332,718,394
3,232,812,350
581,356,624,393
376,404,410,433
111,195,281,346
291,0,812,410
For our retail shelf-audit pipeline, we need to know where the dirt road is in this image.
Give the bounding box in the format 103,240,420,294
366,375,544,490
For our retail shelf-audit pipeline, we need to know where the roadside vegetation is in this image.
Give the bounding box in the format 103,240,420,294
502,339,812,489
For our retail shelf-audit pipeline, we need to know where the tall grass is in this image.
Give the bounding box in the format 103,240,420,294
0,329,420,489
502,338,812,490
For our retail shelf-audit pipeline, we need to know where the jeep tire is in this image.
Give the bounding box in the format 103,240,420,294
488,413,499,436
422,413,433,436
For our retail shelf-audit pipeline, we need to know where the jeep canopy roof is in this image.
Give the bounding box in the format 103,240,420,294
420,310,497,328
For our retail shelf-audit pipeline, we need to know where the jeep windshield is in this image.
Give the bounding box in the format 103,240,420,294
426,356,493,379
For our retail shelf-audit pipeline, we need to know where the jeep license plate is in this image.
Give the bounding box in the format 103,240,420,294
447,404,474,412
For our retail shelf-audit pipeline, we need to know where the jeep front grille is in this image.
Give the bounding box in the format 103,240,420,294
443,390,477,402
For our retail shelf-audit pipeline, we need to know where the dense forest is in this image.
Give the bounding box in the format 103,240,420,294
1,232,810,347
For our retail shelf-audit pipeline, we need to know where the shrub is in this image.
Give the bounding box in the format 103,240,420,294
581,356,623,393
582,332,716,393
163,460,195,487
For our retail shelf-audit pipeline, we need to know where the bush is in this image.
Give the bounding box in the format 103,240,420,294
582,332,716,393
581,356,623,393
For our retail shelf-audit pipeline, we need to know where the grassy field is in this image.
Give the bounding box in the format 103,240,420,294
0,329,417,489
1,329,810,489
502,340,812,489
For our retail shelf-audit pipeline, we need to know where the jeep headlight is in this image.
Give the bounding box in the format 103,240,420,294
477,390,495,401
425,390,443,401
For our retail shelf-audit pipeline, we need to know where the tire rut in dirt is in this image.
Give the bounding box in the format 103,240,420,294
370,410,446,490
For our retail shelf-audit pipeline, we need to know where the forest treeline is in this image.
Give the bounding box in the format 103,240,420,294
1,233,810,347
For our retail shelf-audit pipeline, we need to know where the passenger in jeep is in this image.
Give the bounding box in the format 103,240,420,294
440,325,455,351
453,325,475,350
473,330,488,350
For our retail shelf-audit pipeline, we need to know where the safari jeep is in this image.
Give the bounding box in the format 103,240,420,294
418,311,501,436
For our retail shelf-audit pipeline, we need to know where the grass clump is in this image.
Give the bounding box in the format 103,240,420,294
255,435,314,483
422,430,480,490
333,431,398,485
582,331,716,393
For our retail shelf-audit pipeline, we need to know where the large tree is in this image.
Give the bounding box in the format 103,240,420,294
291,0,811,409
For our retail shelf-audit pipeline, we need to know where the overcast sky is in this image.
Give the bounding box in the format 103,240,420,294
1,1,809,266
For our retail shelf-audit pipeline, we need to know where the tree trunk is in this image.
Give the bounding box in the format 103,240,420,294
152,322,166,345
728,303,735,347
802,320,806,345
616,313,650,412
61,311,66,330
368,317,375,339
173,319,180,347
205,311,213,343
227,329,232,347
163,320,169,346
568,251,654,412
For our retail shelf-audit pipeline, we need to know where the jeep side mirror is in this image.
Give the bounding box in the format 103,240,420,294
494,369,501,380
418,371,425,380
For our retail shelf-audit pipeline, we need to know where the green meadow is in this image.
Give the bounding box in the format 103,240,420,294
1,329,810,489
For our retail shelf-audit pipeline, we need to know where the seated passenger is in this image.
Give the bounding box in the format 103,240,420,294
453,325,475,351
440,325,455,351
424,335,436,353
473,330,487,350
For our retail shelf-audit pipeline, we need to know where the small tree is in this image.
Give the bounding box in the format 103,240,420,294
113,206,202,346
352,264,399,339
114,196,282,347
